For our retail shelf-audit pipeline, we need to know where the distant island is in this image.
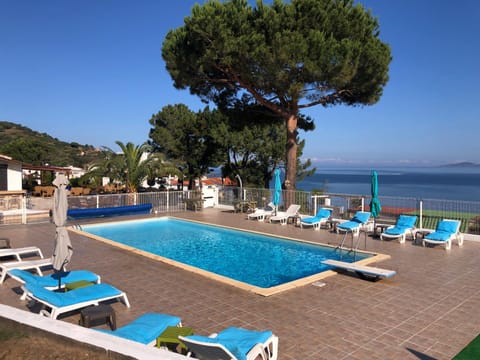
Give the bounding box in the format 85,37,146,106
442,161,480,168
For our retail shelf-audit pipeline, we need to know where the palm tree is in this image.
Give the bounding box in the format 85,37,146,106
116,141,151,193
87,141,179,192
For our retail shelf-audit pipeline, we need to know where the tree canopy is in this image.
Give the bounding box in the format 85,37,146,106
148,104,224,189
162,0,391,189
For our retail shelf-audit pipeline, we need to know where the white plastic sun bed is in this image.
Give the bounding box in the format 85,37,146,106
322,259,396,280
22,282,130,319
0,258,53,284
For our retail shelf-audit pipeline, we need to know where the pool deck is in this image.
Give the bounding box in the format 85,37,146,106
1,208,480,359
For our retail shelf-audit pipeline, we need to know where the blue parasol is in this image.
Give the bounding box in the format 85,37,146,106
273,169,282,213
370,170,381,218
370,170,382,237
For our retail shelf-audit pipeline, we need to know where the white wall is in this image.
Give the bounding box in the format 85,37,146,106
7,163,22,191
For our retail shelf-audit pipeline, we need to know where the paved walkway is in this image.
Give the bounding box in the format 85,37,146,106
1,209,480,359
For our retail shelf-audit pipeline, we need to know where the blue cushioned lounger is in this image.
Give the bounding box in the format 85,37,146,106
300,208,332,230
8,268,100,289
22,282,130,319
180,327,279,360
422,219,463,250
380,215,417,244
97,313,182,345
337,211,371,236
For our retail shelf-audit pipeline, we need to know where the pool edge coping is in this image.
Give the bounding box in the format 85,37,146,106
69,216,392,297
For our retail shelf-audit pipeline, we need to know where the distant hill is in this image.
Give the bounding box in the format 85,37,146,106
442,161,480,168
0,121,102,168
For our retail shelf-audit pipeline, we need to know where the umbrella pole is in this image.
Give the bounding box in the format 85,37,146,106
57,259,68,291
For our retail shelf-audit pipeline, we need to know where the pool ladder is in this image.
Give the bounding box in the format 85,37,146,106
335,230,368,261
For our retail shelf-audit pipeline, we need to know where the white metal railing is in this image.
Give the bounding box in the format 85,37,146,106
2,188,480,234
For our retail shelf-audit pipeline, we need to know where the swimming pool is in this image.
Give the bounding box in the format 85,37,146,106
78,217,382,296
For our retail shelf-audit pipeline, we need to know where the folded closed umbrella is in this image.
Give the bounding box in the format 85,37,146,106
272,169,282,215
52,173,73,288
370,170,382,236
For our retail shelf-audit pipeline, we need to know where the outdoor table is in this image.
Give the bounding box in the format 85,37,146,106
414,228,433,245
79,304,116,330
326,218,343,232
156,326,194,353
0,238,11,248
374,223,392,238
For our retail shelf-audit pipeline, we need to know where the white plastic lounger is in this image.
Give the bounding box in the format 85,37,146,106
422,219,463,250
247,202,275,221
180,327,278,360
269,204,300,225
300,208,333,230
22,282,130,319
0,246,44,261
0,258,53,284
380,215,417,244
96,313,182,346
322,259,396,280
336,211,372,237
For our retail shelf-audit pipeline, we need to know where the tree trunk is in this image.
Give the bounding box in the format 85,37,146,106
285,114,298,190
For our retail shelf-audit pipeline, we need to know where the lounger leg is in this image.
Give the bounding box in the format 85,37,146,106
121,293,131,308
457,234,464,247
445,240,451,251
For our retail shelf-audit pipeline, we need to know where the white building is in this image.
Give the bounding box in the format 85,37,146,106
0,154,23,191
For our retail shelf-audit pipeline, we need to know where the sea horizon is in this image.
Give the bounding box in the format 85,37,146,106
297,165,480,202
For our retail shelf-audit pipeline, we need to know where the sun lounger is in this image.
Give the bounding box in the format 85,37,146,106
422,219,463,250
0,258,53,284
336,211,372,237
380,215,417,243
180,326,278,360
8,268,101,291
247,202,275,221
96,313,182,346
322,259,396,280
0,246,44,261
300,208,333,230
22,282,130,319
269,204,300,225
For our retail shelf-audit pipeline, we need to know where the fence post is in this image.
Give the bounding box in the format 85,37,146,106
361,197,365,212
21,195,27,224
419,200,423,228
311,195,318,215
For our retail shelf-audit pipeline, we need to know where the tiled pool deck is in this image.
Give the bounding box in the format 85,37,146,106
1,209,480,359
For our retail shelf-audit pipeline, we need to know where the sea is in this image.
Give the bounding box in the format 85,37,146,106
296,166,480,202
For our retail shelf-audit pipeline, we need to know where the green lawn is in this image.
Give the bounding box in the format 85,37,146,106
454,334,480,359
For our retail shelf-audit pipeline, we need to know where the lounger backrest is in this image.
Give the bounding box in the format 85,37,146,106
286,204,300,215
317,208,332,219
179,336,235,360
396,215,417,229
352,211,371,224
436,219,460,234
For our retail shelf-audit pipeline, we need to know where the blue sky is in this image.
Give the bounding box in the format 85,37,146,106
1,0,479,168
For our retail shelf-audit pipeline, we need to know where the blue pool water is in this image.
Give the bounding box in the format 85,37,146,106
83,218,372,288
